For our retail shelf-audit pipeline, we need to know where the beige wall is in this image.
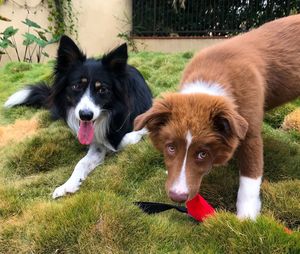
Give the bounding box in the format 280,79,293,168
135,38,224,53
72,0,132,56
0,0,224,65
0,0,132,65
0,0,57,64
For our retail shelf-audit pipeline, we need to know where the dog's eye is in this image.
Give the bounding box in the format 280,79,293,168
81,78,88,83
72,84,84,91
95,81,101,89
166,144,176,155
98,86,108,94
196,151,207,161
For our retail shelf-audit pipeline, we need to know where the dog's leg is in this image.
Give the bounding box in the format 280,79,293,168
52,144,106,199
118,128,148,150
236,134,263,219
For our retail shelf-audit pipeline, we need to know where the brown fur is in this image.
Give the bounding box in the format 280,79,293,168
135,15,300,202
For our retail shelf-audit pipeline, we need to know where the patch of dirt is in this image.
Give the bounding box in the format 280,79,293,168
282,108,300,132
0,118,39,147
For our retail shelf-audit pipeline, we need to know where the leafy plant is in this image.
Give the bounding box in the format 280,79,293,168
22,18,59,63
0,18,59,63
0,26,20,61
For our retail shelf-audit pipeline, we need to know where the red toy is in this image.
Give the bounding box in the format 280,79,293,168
135,193,215,222
186,194,215,221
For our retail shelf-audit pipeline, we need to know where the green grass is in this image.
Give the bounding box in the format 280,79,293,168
0,52,299,253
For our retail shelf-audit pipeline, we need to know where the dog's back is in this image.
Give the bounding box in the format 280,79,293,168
252,14,300,109
181,14,300,111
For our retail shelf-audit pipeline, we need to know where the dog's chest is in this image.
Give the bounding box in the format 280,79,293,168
94,115,116,151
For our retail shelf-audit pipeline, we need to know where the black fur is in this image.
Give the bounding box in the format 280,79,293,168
21,83,51,108
14,35,152,150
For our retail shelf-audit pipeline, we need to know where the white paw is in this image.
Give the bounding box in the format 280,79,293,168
124,132,142,145
236,197,261,220
52,180,81,199
119,129,147,149
138,128,148,136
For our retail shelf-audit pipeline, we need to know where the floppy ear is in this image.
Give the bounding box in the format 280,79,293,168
134,99,172,132
102,43,128,73
213,110,248,140
56,35,86,72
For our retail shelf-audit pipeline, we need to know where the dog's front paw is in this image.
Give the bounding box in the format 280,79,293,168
119,129,148,149
52,181,80,199
236,197,261,220
123,132,143,145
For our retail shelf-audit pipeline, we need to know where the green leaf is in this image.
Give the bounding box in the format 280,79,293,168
47,35,60,44
35,37,48,48
42,27,50,33
0,38,13,48
0,40,8,49
23,38,34,46
36,30,47,41
22,33,37,46
6,39,14,47
22,32,50,48
22,18,41,29
2,26,18,38
41,52,49,57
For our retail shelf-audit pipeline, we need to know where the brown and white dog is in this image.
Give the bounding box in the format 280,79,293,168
134,15,300,219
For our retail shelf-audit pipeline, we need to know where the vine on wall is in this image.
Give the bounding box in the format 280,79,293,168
46,0,77,38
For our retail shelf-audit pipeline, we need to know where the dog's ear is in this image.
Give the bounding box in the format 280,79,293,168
134,99,172,132
102,43,128,73
213,110,248,140
56,35,86,72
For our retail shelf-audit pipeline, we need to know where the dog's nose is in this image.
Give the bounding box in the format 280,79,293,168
79,109,94,121
169,191,188,203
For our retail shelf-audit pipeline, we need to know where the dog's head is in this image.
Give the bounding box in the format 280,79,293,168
52,36,129,145
134,93,248,203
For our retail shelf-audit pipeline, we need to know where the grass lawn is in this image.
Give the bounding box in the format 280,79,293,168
0,52,299,253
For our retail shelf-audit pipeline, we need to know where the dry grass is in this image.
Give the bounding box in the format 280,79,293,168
282,108,300,132
0,118,39,147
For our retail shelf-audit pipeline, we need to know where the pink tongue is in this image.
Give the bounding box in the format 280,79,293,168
78,121,94,145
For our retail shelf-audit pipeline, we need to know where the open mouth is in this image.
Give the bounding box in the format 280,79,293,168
77,120,95,145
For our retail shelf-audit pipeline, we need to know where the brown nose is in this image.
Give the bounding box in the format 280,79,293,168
169,191,188,203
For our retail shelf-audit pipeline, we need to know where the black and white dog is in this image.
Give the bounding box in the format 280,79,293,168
4,36,152,198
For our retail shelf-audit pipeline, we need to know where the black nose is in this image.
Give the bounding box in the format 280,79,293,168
169,191,188,203
79,109,94,121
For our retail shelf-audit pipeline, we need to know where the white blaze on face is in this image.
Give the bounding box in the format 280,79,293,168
170,130,192,195
75,89,100,121
74,88,102,145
